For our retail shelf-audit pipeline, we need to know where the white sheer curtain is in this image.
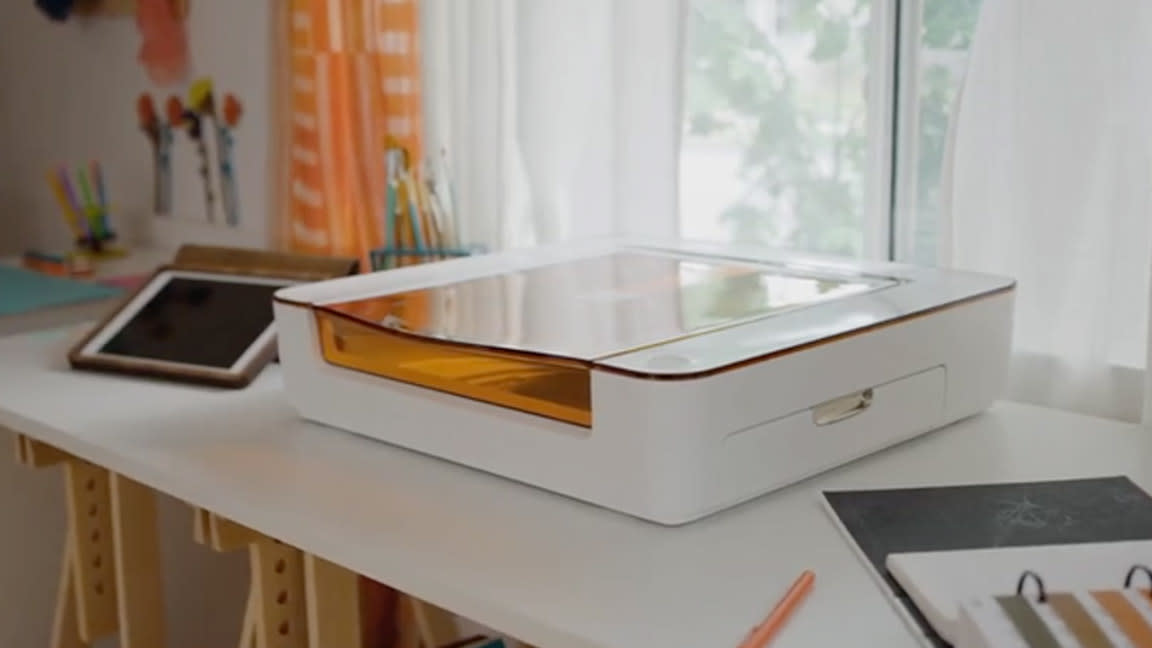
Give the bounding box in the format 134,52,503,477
421,0,683,251
944,0,1152,421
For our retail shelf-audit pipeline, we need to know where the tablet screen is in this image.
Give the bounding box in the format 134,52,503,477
99,276,284,368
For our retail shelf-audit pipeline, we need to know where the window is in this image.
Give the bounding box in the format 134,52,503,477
680,0,984,264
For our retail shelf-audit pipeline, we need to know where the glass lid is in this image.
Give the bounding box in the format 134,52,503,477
319,249,898,362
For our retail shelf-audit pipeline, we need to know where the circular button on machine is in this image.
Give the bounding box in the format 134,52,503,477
645,354,694,372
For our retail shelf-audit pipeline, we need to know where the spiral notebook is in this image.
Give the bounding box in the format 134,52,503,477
888,540,1152,646
823,477,1152,647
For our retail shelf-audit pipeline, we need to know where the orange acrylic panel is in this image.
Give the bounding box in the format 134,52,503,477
315,310,593,427
312,250,894,426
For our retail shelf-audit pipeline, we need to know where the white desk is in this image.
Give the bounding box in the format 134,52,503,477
0,329,1150,648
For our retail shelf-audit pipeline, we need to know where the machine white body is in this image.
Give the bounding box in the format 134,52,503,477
273,240,1015,524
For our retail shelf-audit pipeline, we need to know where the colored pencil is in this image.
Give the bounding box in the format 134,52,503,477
403,171,425,252
76,166,95,209
383,152,398,268
57,168,89,238
45,171,83,238
737,570,815,648
90,160,106,208
75,168,105,238
90,161,111,237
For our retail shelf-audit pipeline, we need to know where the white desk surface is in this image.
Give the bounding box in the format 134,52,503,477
0,329,1150,648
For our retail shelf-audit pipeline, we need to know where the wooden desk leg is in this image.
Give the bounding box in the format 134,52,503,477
61,458,119,642
190,510,261,647
193,511,309,648
239,585,258,648
303,559,457,648
16,436,120,646
192,508,467,648
110,474,168,647
250,539,309,648
50,528,85,648
303,554,360,648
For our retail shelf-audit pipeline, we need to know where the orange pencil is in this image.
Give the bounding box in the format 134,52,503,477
737,570,815,648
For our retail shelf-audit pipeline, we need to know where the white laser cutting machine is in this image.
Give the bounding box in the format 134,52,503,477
273,239,1014,524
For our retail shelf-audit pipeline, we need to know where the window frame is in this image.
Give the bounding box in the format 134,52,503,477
890,0,923,263
882,0,945,264
890,0,980,266
864,0,899,261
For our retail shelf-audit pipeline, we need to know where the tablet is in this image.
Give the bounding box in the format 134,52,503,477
69,268,296,387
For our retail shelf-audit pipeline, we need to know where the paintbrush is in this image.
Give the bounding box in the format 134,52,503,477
167,95,215,222
137,94,163,214
45,170,84,240
188,78,242,226
219,93,243,226
138,94,173,215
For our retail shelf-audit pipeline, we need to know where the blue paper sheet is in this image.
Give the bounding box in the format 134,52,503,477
0,266,122,316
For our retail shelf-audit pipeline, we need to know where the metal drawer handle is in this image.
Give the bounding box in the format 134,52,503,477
812,388,874,426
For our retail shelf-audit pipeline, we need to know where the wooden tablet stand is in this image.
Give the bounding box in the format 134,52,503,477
170,245,359,281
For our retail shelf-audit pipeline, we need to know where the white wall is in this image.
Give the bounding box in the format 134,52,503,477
0,0,273,256
0,2,272,644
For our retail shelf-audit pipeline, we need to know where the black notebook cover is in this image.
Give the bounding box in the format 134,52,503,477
823,476,1152,647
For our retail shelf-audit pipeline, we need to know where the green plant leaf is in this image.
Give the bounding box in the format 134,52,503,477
810,18,850,61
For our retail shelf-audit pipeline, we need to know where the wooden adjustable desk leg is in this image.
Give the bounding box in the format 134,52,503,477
15,436,119,647
304,556,457,648
62,458,119,642
110,474,167,647
239,585,259,648
192,508,464,648
303,554,360,648
193,510,308,648
191,510,261,647
50,528,85,648
304,559,457,648
250,539,308,648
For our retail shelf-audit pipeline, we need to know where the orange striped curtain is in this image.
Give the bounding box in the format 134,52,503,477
275,0,423,267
